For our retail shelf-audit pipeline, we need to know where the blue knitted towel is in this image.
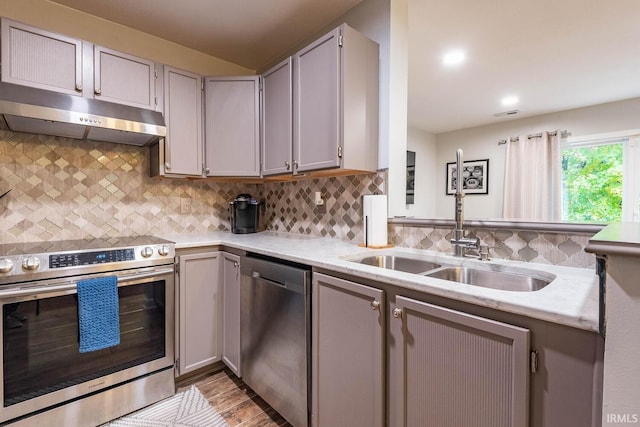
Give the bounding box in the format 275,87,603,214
77,275,120,353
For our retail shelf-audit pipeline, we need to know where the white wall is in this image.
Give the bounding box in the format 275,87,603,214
407,127,437,217
430,97,640,219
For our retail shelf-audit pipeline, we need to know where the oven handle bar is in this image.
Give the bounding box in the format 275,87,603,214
0,267,175,299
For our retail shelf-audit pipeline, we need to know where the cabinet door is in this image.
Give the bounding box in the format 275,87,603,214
261,58,293,176
221,252,241,377
1,18,83,95
177,251,221,376
204,76,260,177
389,296,530,427
312,273,385,427
94,46,156,110
163,66,203,177
293,28,341,173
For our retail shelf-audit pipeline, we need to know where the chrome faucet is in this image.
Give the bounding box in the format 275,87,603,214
450,149,482,257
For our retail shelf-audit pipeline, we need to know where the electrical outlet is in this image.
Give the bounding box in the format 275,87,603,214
180,197,191,214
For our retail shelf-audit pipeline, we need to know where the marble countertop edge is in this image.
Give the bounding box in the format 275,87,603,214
160,231,599,333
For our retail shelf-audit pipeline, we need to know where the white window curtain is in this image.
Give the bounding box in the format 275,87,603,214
502,131,562,221
623,135,640,222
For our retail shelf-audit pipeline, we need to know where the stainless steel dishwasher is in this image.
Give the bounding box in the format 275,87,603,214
240,254,311,427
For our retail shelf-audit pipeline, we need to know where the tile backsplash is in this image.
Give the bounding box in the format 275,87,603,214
0,131,596,268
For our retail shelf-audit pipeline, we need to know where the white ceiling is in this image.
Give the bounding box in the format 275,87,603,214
52,0,640,135
409,0,640,133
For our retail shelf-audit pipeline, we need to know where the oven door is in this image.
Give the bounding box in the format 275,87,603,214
0,266,175,424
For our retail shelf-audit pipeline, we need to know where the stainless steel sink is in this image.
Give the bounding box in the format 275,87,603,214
355,255,441,274
425,266,553,292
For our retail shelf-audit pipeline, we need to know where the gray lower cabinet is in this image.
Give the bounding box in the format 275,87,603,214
221,252,241,377
204,77,260,177
388,295,530,427
313,273,532,427
311,273,385,427
176,251,222,376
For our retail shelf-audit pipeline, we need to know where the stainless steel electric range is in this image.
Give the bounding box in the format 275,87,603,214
0,236,176,426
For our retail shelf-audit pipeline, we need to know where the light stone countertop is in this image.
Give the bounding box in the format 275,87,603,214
161,231,600,333
586,222,640,257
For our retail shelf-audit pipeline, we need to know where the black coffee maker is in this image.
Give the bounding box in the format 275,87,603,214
229,194,261,234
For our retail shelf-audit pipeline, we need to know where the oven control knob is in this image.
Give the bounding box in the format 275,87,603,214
158,245,170,256
141,247,153,258
0,258,14,274
22,256,40,271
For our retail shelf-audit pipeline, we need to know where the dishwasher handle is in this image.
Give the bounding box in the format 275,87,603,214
250,271,308,295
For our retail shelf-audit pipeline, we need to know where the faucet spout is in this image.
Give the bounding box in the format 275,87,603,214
451,148,480,257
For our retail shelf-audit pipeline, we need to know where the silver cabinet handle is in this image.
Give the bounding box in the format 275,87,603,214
285,161,290,170
75,83,83,92
371,300,380,311
165,162,171,171
392,308,402,319
94,88,101,95
233,261,239,268
293,161,298,170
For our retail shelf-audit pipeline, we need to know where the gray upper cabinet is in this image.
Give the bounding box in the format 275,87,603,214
160,66,204,177
1,18,159,112
204,76,260,177
293,24,379,174
1,18,83,95
261,58,293,176
312,273,385,427
93,45,157,110
388,296,530,427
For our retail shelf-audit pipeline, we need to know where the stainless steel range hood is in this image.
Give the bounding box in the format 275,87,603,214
0,82,166,146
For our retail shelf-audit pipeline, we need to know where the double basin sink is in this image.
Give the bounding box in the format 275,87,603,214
354,254,554,292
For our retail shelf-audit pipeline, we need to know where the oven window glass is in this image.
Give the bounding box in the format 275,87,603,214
2,280,167,406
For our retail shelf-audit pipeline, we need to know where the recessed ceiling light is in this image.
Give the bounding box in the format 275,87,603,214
501,95,519,106
442,50,465,66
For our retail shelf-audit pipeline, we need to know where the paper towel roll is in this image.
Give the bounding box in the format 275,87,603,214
363,195,388,247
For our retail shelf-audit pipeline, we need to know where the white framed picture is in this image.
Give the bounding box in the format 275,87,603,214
446,159,489,195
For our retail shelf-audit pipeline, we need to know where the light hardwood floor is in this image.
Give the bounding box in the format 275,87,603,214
178,368,293,427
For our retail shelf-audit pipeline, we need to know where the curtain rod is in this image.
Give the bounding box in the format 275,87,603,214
498,129,569,145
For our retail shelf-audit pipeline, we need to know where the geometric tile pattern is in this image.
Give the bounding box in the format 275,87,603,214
0,130,595,268
388,224,596,269
260,172,386,242
0,130,256,244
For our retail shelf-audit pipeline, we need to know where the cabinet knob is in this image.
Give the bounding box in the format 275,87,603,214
293,161,299,170
75,83,83,92
204,168,210,175
285,161,290,170
371,300,380,311
165,162,171,170
94,88,101,95
234,261,239,268
392,308,402,319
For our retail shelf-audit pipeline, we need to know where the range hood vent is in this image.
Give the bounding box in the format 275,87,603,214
0,82,166,146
